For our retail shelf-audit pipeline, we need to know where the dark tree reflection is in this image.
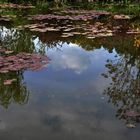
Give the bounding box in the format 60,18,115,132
0,26,35,53
0,27,31,108
0,71,29,108
34,32,65,54
103,35,140,127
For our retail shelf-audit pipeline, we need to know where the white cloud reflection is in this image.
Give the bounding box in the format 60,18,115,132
48,43,91,74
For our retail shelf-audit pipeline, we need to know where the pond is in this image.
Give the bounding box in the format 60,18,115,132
0,15,140,139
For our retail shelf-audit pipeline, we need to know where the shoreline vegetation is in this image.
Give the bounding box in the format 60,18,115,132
0,0,140,38
0,0,140,15
0,1,140,36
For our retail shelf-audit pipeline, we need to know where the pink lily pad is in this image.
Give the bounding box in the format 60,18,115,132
4,79,16,85
125,110,140,118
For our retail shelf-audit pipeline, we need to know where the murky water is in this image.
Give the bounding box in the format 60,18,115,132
0,25,140,140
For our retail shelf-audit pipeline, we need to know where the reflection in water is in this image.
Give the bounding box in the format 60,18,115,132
103,35,140,127
0,27,30,108
0,25,140,139
49,43,91,74
0,71,29,108
0,26,35,53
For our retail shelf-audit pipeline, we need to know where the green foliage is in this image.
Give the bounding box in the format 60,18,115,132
0,0,48,5
0,72,29,108
35,2,49,13
73,2,140,15
0,0,140,16
0,0,139,5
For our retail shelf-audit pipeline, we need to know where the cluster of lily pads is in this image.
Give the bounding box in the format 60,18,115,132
28,10,110,21
20,10,139,39
0,4,34,9
20,21,120,38
60,10,131,20
21,21,140,39
113,14,131,20
127,28,140,34
0,47,49,74
124,110,140,128
0,16,11,22
1,8,139,38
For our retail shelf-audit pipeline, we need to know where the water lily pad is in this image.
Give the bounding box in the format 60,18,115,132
125,110,140,117
126,123,136,128
0,47,49,73
4,79,16,85
114,14,131,20
5,51,14,54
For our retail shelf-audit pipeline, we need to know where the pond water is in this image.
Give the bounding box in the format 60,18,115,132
0,24,140,140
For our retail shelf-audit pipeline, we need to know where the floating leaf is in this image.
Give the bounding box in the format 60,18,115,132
4,79,16,85
114,14,131,20
0,47,49,73
5,50,14,54
125,110,140,118
126,123,136,128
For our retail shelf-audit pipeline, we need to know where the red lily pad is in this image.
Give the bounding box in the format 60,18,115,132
4,79,16,85
0,47,50,73
125,110,140,118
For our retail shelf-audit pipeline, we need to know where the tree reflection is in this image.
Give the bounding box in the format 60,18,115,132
0,26,35,53
0,71,29,108
103,35,140,127
1,24,140,115
0,27,36,108
34,32,65,54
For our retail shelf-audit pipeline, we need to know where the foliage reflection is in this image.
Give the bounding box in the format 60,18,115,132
0,71,29,108
103,35,140,127
1,25,140,128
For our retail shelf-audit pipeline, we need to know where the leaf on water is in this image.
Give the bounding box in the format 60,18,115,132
29,27,60,33
126,123,136,128
0,17,11,22
114,14,131,20
61,33,74,38
30,28,48,33
4,79,16,85
0,47,50,73
126,29,140,34
61,35,70,38
64,28,74,32
71,32,82,35
86,36,95,39
0,70,9,73
27,10,110,21
5,51,14,54
125,110,140,117
0,4,35,9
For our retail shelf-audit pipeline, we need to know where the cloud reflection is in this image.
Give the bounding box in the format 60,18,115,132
48,43,91,74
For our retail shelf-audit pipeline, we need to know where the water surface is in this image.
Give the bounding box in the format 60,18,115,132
0,25,140,140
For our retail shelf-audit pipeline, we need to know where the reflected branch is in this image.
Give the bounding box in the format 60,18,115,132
0,71,29,108
103,35,140,127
